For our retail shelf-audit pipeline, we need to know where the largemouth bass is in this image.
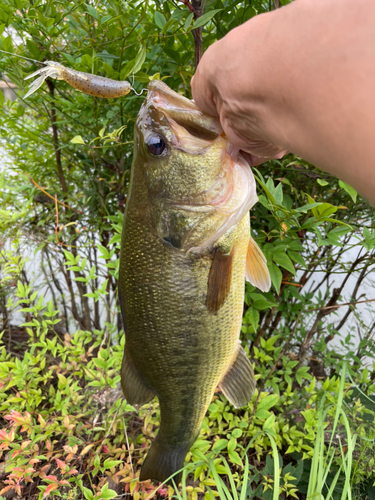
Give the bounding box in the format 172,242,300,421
118,80,271,484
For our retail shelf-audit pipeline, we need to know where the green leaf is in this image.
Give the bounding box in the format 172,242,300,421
227,437,236,453
316,204,338,218
93,358,107,369
339,179,357,202
228,450,243,466
272,251,295,275
83,487,94,500
103,459,122,469
295,202,322,213
306,194,339,219
212,439,228,452
245,307,259,331
26,39,41,60
268,262,282,294
97,50,119,61
317,178,329,186
263,413,275,430
288,250,306,267
101,15,113,24
99,483,117,499
232,428,242,439
128,44,146,77
254,409,271,419
184,12,194,31
70,135,86,145
193,9,222,29
274,182,283,205
249,293,276,310
154,11,166,30
134,71,151,83
257,394,279,412
163,18,176,33
2,35,13,53
102,62,114,78
97,244,110,259
85,3,99,20
253,172,276,205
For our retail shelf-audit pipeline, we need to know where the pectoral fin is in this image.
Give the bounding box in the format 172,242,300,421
246,236,271,292
121,348,155,406
206,247,235,314
219,344,256,408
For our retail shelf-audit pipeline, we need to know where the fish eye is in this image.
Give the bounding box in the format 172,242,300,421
146,134,166,156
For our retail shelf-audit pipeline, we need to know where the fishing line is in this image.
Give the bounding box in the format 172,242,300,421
0,49,48,65
130,72,147,96
131,87,148,96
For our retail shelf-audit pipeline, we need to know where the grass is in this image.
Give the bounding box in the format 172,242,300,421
170,363,364,500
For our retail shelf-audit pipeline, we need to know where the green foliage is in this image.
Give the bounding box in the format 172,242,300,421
0,0,374,498
0,284,374,498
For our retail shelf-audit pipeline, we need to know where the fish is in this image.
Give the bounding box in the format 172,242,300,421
23,64,271,484
118,80,271,484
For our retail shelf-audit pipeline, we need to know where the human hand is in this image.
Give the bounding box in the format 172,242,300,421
191,19,287,166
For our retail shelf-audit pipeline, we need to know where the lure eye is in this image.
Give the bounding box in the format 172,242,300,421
147,134,166,156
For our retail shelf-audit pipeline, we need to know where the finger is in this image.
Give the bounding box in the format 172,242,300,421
241,150,288,167
191,75,219,117
221,120,286,158
241,143,288,160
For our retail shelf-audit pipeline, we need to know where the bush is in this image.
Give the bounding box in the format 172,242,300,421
0,0,374,498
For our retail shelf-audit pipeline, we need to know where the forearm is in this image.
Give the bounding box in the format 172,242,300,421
194,0,375,204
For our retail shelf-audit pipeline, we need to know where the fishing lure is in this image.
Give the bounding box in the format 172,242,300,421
24,60,135,99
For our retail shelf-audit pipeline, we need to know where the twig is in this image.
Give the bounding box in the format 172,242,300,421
123,417,134,476
96,408,119,449
25,173,81,213
306,298,375,313
179,0,194,12
54,195,60,245
281,281,302,287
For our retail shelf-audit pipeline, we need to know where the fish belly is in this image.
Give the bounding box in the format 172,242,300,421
118,212,249,482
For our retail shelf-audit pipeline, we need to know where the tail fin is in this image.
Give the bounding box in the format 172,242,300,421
139,436,191,485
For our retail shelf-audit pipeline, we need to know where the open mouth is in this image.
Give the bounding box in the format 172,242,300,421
147,80,222,142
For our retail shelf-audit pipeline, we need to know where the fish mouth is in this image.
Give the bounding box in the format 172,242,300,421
146,80,223,142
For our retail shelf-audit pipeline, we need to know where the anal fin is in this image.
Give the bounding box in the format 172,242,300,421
246,236,271,292
206,247,235,314
121,348,155,406
219,343,256,408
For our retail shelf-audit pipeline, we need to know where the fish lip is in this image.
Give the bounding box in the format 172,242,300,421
147,80,200,111
146,80,223,139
